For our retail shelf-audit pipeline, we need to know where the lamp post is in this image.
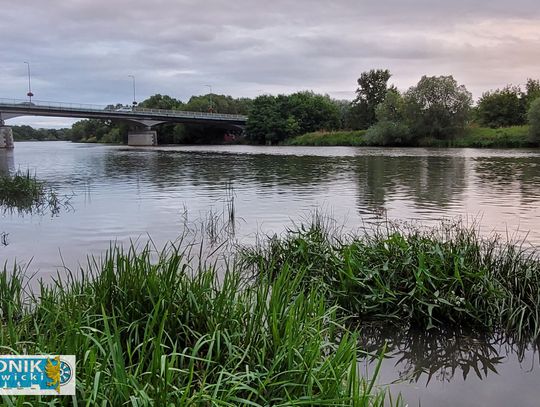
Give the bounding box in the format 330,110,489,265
204,84,213,112
128,75,137,107
23,62,34,103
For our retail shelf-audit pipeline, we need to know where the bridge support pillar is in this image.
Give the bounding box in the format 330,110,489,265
128,130,157,146
0,126,14,149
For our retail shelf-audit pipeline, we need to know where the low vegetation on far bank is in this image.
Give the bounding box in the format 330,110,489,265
35,68,539,148
285,125,535,148
286,130,367,146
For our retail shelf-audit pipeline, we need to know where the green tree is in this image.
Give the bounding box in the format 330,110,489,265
349,69,392,129
365,89,412,145
528,97,540,142
246,92,340,144
476,86,524,127
185,94,252,114
70,119,113,142
246,95,287,144
286,91,340,133
138,94,183,110
525,79,540,110
403,75,472,140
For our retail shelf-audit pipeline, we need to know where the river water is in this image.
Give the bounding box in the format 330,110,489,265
1,141,540,405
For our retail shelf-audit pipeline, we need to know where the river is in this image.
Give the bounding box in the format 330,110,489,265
1,141,540,405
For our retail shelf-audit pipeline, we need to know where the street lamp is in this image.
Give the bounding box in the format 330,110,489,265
204,84,213,113
128,75,137,107
23,62,34,103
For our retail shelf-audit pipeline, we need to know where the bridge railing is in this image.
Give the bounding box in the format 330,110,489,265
0,98,247,121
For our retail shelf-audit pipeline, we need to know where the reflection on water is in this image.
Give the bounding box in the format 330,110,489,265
1,142,540,272
359,324,540,406
2,142,540,405
0,149,14,175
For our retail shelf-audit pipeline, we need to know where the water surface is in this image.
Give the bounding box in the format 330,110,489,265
2,141,540,405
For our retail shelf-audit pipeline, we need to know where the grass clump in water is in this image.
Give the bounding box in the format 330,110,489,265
0,169,68,215
244,218,540,340
0,244,395,406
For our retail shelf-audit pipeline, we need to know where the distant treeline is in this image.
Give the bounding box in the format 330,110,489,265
246,70,540,146
11,125,71,142
68,94,253,144
15,70,540,146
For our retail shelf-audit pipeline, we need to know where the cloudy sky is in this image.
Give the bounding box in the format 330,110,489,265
2,0,539,127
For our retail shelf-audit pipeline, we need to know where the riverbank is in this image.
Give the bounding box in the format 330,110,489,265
0,235,395,406
286,125,534,148
2,218,540,404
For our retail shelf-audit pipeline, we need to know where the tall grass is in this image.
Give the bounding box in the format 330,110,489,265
285,131,368,146
243,218,540,340
0,169,69,216
285,126,534,148
0,243,394,406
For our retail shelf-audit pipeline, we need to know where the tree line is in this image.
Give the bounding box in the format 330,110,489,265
33,71,540,146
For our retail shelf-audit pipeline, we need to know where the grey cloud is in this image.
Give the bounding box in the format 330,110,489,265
1,0,540,127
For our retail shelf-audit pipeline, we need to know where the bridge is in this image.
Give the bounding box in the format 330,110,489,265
0,98,247,148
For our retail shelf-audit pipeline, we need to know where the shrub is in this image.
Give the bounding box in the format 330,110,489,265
365,121,412,146
528,97,540,142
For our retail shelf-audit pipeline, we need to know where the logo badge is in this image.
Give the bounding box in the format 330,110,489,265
0,355,76,395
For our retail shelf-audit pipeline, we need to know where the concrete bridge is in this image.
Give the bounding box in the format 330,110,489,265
0,98,247,147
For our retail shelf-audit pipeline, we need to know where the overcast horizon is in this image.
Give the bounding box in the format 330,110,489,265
2,0,539,128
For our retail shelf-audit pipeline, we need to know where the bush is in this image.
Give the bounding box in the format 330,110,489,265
528,97,540,142
365,121,412,146
404,75,472,140
476,86,525,128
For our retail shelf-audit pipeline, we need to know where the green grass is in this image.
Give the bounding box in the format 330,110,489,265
0,243,396,406
243,218,540,340
285,130,367,146
4,216,539,404
286,126,535,148
0,170,47,212
0,170,66,215
426,125,533,148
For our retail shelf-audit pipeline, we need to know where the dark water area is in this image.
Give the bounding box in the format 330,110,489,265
2,141,540,405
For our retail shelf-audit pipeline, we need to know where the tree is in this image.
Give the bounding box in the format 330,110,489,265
349,69,392,129
476,86,524,127
246,92,341,144
525,79,540,110
286,91,340,133
528,97,540,143
403,75,472,140
365,89,412,145
138,94,183,110
246,95,285,144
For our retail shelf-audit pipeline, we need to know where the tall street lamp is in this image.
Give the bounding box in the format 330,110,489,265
128,75,137,107
24,61,34,103
204,84,213,113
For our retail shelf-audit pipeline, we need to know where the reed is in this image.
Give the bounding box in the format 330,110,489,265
0,169,68,215
244,218,540,340
0,243,394,406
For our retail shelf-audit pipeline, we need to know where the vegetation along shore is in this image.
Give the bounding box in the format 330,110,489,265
2,216,540,405
14,70,540,148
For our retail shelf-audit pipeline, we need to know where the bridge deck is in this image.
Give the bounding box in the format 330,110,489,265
0,98,247,125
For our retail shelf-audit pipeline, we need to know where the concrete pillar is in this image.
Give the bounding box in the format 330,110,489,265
128,130,157,146
0,126,14,149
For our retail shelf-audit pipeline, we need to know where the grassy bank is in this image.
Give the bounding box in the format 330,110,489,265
0,244,394,406
285,130,367,146
286,126,534,148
